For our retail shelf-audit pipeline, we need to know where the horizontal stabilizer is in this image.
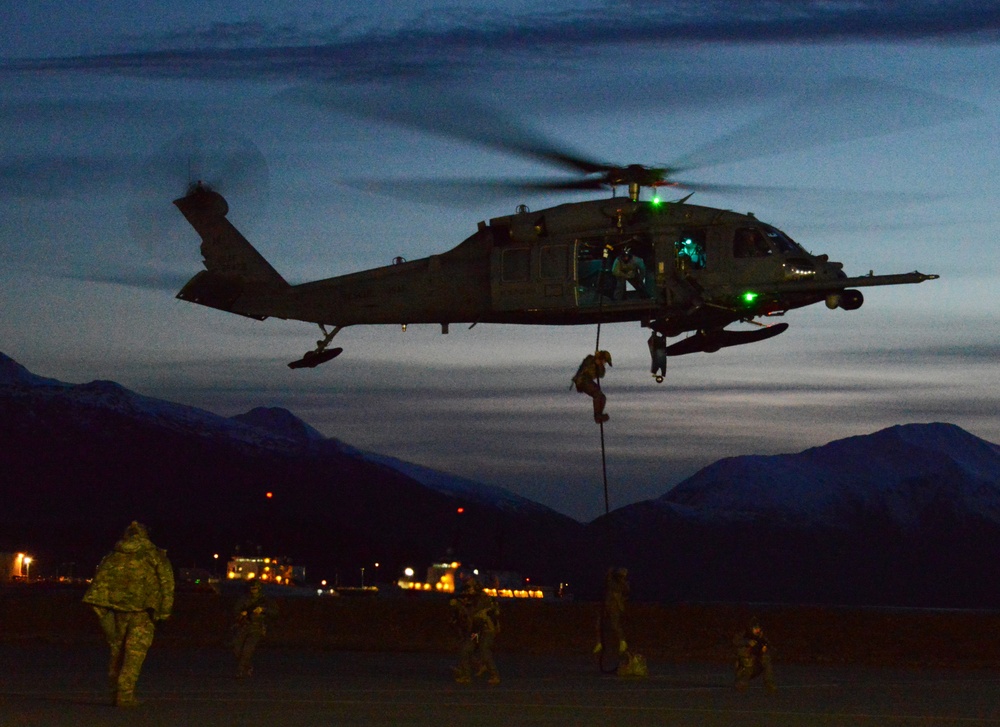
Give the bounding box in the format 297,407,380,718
667,323,789,356
176,270,267,320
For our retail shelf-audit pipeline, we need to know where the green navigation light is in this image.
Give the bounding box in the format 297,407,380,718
742,291,759,305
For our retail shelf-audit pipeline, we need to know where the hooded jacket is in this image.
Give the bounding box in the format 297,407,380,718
83,525,175,619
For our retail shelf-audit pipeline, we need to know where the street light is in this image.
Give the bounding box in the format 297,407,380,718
23,557,32,582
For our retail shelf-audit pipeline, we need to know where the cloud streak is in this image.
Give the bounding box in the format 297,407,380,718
4,2,999,84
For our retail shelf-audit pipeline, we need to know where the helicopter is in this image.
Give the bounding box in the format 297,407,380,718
172,97,939,376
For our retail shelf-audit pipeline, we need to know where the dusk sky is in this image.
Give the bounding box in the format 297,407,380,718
2,1,999,521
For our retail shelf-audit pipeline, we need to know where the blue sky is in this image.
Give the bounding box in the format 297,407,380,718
2,1,999,521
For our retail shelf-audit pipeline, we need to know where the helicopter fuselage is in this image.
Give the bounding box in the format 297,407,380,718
174,187,936,356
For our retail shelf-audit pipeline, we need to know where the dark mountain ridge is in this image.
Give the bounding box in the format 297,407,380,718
0,353,584,586
3,352,1000,606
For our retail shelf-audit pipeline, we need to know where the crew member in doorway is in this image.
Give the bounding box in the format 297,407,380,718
572,350,612,423
611,248,648,300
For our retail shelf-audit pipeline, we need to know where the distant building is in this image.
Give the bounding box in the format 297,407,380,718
226,556,304,585
0,552,30,582
397,560,549,599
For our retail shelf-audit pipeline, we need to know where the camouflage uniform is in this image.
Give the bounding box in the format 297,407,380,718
451,580,501,685
734,620,776,692
83,521,174,707
572,351,612,423
611,251,647,299
599,568,629,658
232,581,277,677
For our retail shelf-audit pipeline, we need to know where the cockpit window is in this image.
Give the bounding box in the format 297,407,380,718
762,224,805,254
733,228,771,258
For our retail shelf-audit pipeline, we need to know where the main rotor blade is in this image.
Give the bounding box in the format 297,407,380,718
342,176,609,207
346,175,938,214
669,77,980,172
285,84,609,176
0,154,136,199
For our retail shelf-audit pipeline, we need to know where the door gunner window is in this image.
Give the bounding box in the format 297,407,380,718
675,229,706,270
501,248,530,282
540,245,568,280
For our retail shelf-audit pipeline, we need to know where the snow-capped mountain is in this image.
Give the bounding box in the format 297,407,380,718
658,422,1000,528
0,352,544,509
0,355,325,452
600,424,1000,607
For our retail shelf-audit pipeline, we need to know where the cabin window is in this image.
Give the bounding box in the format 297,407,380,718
733,227,771,258
675,229,706,270
539,245,568,280
501,248,531,282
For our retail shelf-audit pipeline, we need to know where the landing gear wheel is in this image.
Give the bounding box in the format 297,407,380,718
288,324,345,369
288,347,342,369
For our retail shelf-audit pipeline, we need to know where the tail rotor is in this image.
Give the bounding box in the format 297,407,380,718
128,127,269,269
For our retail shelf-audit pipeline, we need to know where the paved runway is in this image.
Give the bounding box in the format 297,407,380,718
2,643,999,726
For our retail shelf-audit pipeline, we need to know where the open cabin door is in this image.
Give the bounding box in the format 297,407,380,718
573,232,659,310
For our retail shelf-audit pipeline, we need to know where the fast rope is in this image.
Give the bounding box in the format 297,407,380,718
594,243,612,520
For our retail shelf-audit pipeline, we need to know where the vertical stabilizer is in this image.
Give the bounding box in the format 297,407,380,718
174,185,288,318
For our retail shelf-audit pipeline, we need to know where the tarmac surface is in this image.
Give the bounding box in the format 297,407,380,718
2,643,1000,726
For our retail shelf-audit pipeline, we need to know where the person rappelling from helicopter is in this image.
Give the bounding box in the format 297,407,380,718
572,350,612,423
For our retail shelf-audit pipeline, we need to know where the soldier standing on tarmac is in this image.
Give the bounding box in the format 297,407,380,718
83,521,174,708
232,580,278,678
595,568,630,662
734,617,777,692
450,578,501,685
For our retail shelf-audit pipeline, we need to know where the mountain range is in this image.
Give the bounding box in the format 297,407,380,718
2,351,999,606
